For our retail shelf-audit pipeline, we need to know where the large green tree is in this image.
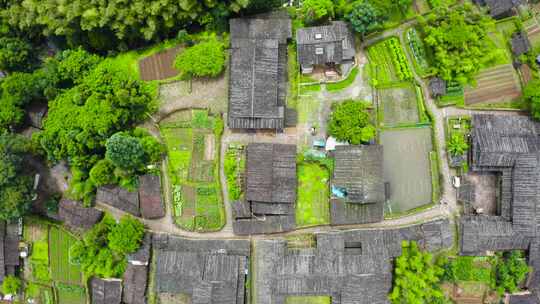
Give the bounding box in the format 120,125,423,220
3,0,250,51
71,215,145,278
419,3,499,84
299,0,335,25
106,133,147,171
493,251,530,295
174,37,226,79
346,1,386,37
328,100,375,145
0,133,34,220
389,241,446,304
0,37,32,72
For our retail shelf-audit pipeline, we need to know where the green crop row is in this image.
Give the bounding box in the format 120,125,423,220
387,38,413,81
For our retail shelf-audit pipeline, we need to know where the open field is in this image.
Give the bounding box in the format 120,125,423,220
464,64,522,105
379,83,422,127
56,285,86,304
286,296,331,304
381,127,433,213
296,162,330,227
139,46,182,81
160,109,225,231
49,227,82,286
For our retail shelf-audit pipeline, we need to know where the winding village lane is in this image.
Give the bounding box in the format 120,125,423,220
98,23,525,241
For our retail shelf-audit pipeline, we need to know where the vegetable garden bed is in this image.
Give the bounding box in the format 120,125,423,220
367,37,413,86
296,162,330,227
49,227,82,286
160,109,225,232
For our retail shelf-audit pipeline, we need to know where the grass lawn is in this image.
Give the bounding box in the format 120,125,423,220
297,96,321,125
378,82,429,127
161,109,225,231
326,67,359,91
296,163,330,227
286,296,331,304
49,227,82,286
56,284,86,304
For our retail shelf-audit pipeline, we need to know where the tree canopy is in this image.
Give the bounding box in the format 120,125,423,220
174,37,226,79
2,0,250,51
346,1,386,37
389,241,446,304
492,251,530,295
71,215,145,278
2,275,21,295
299,0,335,25
523,79,540,120
328,100,375,145
0,37,32,72
0,133,34,220
419,3,500,84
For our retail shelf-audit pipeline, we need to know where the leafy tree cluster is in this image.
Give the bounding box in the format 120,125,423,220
492,251,529,295
0,48,101,131
71,215,145,278
174,36,226,79
447,133,468,156
1,275,21,295
2,0,250,52
35,60,160,204
389,241,446,304
88,129,163,190
328,100,376,145
0,133,34,220
419,3,501,85
523,79,540,120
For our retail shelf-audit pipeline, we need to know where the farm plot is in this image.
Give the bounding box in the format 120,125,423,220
367,37,413,86
56,284,86,304
48,227,82,286
464,64,522,105
160,109,225,231
380,128,434,214
378,83,425,127
524,18,540,48
296,162,330,227
139,46,181,81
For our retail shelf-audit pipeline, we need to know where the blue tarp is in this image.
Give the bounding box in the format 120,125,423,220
332,185,346,198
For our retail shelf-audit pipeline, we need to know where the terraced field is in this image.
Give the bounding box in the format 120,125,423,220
464,64,521,105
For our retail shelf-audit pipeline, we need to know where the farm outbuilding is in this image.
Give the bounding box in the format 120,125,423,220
429,77,446,98
253,219,453,304
138,175,165,219
512,32,531,56
330,145,385,225
153,234,250,304
58,199,103,231
90,277,122,304
96,185,140,216
228,13,292,130
233,143,297,235
296,21,356,74
476,0,523,19
461,115,540,300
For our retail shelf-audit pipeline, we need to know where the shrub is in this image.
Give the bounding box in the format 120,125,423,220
328,100,375,144
492,251,530,294
174,37,226,79
447,133,468,156
2,275,21,295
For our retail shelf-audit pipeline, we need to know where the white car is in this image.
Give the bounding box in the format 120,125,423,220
452,176,461,188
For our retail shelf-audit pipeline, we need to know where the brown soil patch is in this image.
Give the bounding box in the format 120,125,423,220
139,46,182,81
204,134,215,161
465,172,499,215
464,64,522,105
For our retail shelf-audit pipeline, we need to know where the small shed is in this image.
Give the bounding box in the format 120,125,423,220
25,103,48,129
58,199,103,231
91,277,122,304
138,175,165,219
96,185,140,216
429,77,447,98
512,32,531,56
